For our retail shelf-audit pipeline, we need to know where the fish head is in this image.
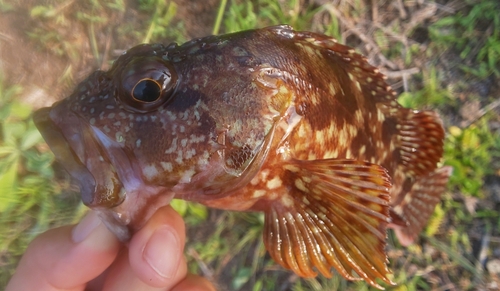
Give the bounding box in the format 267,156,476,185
33,37,282,239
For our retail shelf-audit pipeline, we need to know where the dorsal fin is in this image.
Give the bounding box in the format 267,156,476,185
262,159,395,289
291,29,398,105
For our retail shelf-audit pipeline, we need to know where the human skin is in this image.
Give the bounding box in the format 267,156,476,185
6,206,215,291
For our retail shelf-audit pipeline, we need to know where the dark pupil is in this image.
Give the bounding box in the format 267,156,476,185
133,79,161,102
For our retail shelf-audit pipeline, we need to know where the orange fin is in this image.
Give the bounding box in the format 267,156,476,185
388,208,408,228
397,109,445,177
263,159,395,289
392,166,452,246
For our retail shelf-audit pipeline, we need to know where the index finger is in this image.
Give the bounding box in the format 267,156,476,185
6,211,121,291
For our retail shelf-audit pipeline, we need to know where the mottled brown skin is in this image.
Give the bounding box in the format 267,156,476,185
34,25,451,289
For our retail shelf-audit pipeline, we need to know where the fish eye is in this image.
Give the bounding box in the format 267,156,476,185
132,79,161,102
118,56,178,113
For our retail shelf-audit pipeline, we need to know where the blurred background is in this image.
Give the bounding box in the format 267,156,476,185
0,0,499,290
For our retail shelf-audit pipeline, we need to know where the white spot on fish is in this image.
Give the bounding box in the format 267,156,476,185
185,148,196,159
115,132,124,143
165,137,178,154
345,148,352,159
160,162,173,172
359,145,366,155
190,134,206,143
253,190,266,198
295,178,307,192
355,81,361,92
175,150,183,164
377,108,385,122
281,195,294,207
259,169,270,182
143,164,159,180
179,168,195,183
266,176,282,190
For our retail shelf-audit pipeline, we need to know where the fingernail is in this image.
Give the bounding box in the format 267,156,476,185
143,226,180,279
72,211,119,250
72,211,101,243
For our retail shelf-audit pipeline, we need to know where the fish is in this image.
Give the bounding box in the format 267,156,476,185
33,25,452,289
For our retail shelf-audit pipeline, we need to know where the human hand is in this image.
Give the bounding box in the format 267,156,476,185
6,205,215,291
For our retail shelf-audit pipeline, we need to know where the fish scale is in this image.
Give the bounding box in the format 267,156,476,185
34,25,451,289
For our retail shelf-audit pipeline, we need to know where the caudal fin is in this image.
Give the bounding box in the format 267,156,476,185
391,166,452,246
389,107,451,246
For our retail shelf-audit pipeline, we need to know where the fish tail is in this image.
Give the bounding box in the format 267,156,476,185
391,166,452,246
396,109,446,177
389,108,452,245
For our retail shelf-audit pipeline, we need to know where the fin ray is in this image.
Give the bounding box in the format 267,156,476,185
397,110,445,177
263,159,395,289
294,210,332,277
285,211,316,276
297,208,341,277
310,198,391,284
393,166,452,246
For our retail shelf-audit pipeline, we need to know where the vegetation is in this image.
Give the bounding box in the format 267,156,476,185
1,0,499,290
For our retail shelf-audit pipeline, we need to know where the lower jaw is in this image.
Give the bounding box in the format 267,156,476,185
34,107,177,241
33,107,97,199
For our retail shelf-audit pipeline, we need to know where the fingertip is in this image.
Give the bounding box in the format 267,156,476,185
6,211,121,291
48,212,121,287
142,225,182,279
128,206,187,288
72,211,121,251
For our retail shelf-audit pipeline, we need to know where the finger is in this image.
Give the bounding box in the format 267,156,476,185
6,211,121,291
171,274,216,291
102,205,188,290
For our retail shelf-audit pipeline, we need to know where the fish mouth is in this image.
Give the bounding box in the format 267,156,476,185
33,104,125,208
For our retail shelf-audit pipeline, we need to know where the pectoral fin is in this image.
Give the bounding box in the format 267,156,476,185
263,159,395,289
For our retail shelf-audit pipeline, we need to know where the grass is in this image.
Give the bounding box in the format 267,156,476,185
0,74,85,286
429,0,500,78
1,0,499,290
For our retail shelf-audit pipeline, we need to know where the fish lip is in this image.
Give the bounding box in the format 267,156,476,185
33,107,98,205
34,103,160,240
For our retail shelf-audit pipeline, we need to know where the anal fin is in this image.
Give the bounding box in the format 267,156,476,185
392,166,452,246
262,159,395,289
